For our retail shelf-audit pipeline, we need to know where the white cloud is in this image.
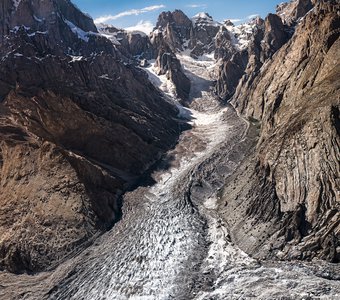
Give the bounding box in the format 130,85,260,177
247,14,260,19
94,5,165,24
125,20,154,34
186,4,207,8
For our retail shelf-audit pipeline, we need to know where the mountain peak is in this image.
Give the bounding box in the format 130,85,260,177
156,9,192,29
193,12,213,20
192,12,221,27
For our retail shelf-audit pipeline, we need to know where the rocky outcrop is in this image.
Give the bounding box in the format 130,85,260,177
261,13,289,60
221,0,340,262
98,25,153,58
215,10,291,102
277,0,314,25
190,13,220,57
214,25,232,60
0,0,179,273
214,51,248,100
155,10,193,52
151,31,191,101
215,18,264,101
155,46,191,102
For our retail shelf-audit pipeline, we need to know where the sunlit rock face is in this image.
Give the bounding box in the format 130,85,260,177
276,0,314,26
0,0,179,273
221,0,340,263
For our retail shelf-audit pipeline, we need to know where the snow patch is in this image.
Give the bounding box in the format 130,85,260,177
69,55,84,63
225,22,257,50
144,60,177,98
99,32,121,45
12,0,21,9
192,12,221,27
98,74,113,80
27,31,48,37
64,20,90,42
33,15,43,22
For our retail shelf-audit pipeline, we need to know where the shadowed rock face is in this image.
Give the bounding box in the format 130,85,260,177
221,0,340,262
0,0,179,273
98,25,153,58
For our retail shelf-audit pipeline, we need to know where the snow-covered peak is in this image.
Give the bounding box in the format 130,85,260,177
192,12,221,27
193,12,213,21
225,21,258,50
96,25,122,45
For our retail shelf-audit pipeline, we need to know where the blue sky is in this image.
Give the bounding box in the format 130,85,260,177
73,0,283,32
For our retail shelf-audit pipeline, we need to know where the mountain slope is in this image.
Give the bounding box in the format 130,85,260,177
0,0,179,273
220,0,340,262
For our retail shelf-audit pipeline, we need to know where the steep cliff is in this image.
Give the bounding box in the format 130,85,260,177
0,0,179,273
155,9,193,52
215,13,291,101
220,0,340,262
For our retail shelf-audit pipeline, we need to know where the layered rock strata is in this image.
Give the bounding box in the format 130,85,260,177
220,0,340,262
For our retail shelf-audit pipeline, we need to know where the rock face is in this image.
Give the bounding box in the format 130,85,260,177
0,0,97,45
215,12,290,101
154,10,222,57
152,10,195,102
0,0,179,273
155,10,193,52
277,0,314,25
220,0,340,262
214,51,249,100
190,13,220,57
98,10,193,102
98,24,153,58
155,45,191,102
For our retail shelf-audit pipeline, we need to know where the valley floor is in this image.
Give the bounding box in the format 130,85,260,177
0,53,339,300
